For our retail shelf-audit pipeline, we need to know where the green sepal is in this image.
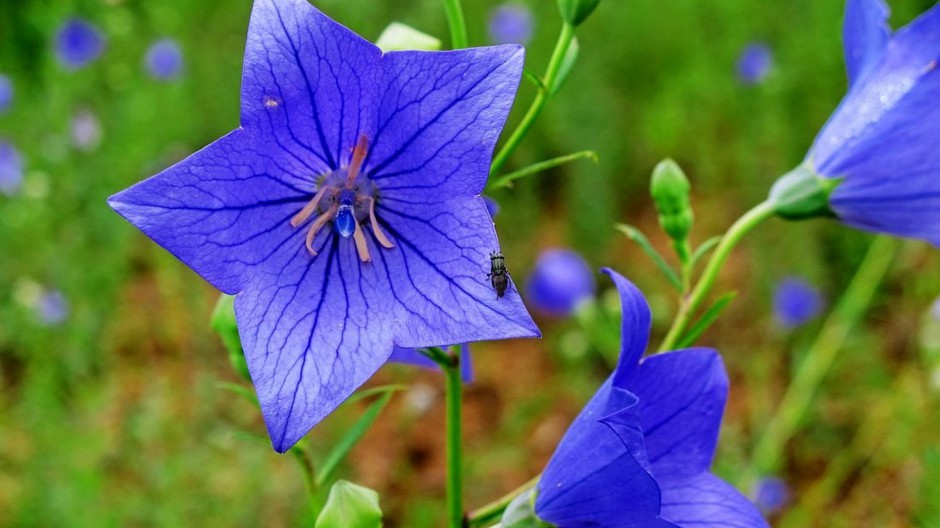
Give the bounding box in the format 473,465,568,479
557,0,601,26
316,388,397,488
210,294,251,382
501,489,551,527
768,163,840,220
650,158,694,257
375,22,441,52
314,480,383,528
615,224,683,292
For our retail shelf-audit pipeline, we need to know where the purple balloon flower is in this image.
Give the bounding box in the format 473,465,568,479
801,0,940,245
534,270,767,528
108,0,538,453
388,344,474,383
0,73,12,114
488,3,535,45
773,277,824,329
0,140,23,197
736,43,773,85
55,17,105,70
145,38,185,81
752,477,790,515
525,248,594,317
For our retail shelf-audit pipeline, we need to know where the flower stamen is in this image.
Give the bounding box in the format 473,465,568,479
365,196,394,249
291,185,329,228
346,134,368,185
305,204,338,256
352,221,371,262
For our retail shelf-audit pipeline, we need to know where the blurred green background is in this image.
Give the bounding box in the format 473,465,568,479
1,0,939,526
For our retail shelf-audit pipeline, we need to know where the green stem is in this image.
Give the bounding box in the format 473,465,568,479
467,475,541,527
442,0,468,49
658,200,776,351
488,150,597,191
490,22,576,176
444,350,464,528
748,235,897,478
290,442,320,517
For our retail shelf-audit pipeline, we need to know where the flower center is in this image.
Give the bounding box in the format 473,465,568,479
289,136,394,262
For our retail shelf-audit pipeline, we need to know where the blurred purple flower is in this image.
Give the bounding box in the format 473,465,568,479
736,43,773,85
145,38,185,81
931,297,940,321
0,73,12,114
55,18,105,70
533,270,767,528
70,109,102,151
773,277,824,329
488,3,534,45
388,344,474,383
805,0,940,245
483,195,500,218
36,289,69,326
752,477,790,515
109,0,538,453
525,248,594,317
0,140,23,197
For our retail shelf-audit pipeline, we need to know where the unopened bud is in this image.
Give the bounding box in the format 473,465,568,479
557,0,601,26
651,158,693,243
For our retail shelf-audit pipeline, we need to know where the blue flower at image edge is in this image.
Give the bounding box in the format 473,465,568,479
145,38,185,81
773,276,824,329
807,0,940,245
55,17,105,70
525,248,595,317
736,43,773,85
0,73,12,114
108,0,539,453
753,477,790,515
533,270,767,528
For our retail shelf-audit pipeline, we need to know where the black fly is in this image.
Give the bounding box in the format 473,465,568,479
487,251,510,298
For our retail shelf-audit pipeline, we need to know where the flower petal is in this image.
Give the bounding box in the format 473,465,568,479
626,348,728,477
843,0,891,88
241,0,382,174
366,45,524,199
108,131,310,295
373,196,539,346
234,238,396,453
601,268,652,387
536,379,672,528
660,473,768,528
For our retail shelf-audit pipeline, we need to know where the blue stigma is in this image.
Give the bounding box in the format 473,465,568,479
335,196,356,238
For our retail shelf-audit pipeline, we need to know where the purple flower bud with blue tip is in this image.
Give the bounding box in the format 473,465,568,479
770,0,940,246
488,4,534,45
525,249,594,317
108,0,538,453
388,344,474,383
736,43,774,85
0,141,23,197
773,277,824,329
533,269,768,528
0,74,12,114
55,18,105,70
752,477,790,515
145,38,184,81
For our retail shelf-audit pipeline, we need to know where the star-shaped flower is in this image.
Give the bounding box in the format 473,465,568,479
773,0,940,245
109,0,538,452
532,270,766,528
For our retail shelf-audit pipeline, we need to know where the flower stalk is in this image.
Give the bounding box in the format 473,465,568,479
425,346,466,528
748,235,898,478
658,200,776,352
490,21,576,176
442,0,469,49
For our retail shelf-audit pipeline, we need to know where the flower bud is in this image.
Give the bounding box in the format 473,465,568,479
768,163,838,220
315,480,383,528
650,158,693,244
375,22,441,52
557,0,601,26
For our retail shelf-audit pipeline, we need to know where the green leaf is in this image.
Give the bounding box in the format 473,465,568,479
375,22,441,52
210,294,251,381
522,69,547,92
677,292,737,348
217,382,258,406
315,480,383,528
691,235,721,269
490,150,597,190
343,384,407,406
316,390,395,488
549,37,579,96
614,224,682,291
